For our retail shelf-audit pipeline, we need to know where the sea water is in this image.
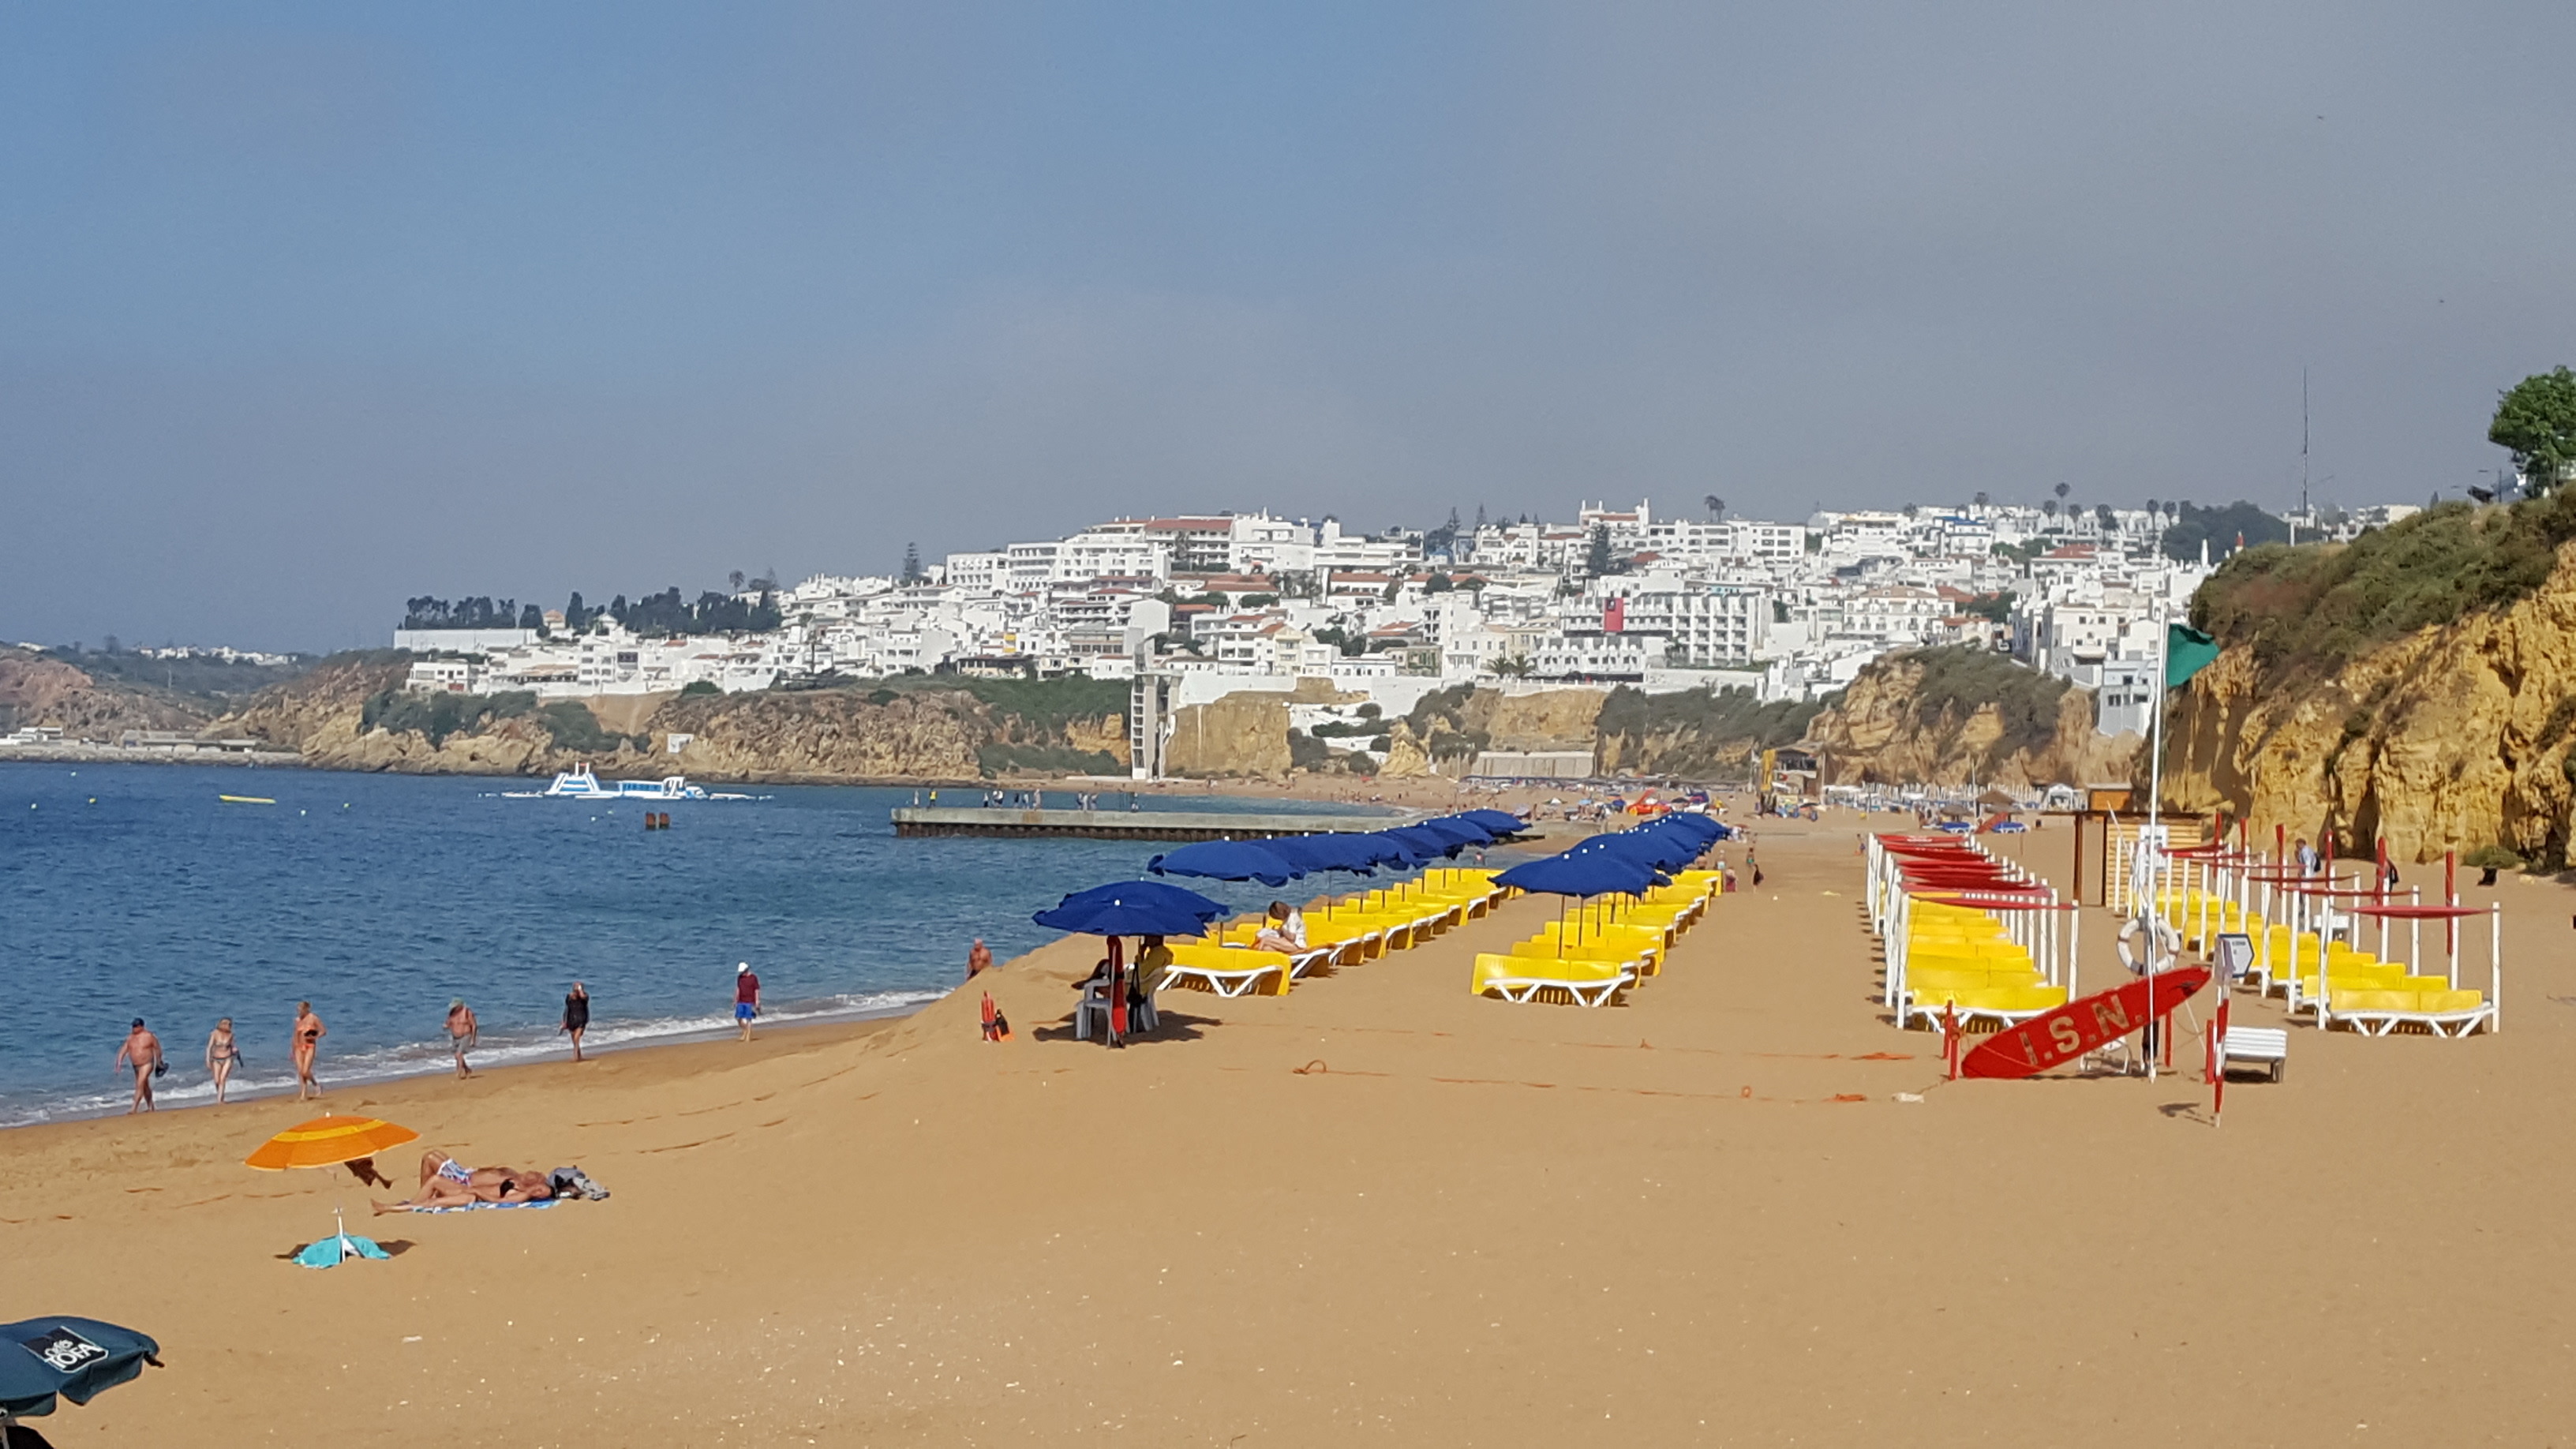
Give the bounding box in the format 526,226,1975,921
0,762,1387,1125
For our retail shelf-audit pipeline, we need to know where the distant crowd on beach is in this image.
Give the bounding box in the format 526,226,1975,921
110,976,624,1115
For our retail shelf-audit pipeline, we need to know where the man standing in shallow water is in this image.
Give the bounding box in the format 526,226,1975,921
734,962,760,1042
114,1018,163,1114
446,998,478,1078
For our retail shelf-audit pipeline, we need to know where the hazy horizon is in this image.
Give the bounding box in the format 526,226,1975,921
9,3,2575,653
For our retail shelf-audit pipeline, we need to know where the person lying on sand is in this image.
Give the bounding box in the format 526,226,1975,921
370,1150,555,1213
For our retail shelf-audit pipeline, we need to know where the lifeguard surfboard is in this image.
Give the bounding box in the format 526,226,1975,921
1959,965,2211,1080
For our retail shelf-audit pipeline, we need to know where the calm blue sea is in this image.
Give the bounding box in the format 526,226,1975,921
0,762,1387,1126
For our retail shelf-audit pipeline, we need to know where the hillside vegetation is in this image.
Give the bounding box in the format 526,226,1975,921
1593,683,1824,777
2192,495,2576,677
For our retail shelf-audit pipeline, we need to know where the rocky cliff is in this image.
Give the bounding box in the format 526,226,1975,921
217,659,1129,782
1804,647,2140,790
0,647,221,736
2166,527,2576,866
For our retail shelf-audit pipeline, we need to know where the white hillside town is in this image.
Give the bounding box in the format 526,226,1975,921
389,498,2414,772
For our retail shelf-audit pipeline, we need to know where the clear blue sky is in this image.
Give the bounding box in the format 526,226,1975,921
6,2,2574,650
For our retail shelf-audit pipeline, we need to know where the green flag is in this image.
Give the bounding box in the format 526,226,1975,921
2165,623,2219,688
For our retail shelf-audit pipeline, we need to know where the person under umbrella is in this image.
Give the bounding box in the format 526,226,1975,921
1033,885,1219,1046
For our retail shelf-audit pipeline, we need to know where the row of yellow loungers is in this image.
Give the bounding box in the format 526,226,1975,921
2150,885,2494,1035
1154,869,1510,998
1898,898,2067,1033
1469,869,1723,1007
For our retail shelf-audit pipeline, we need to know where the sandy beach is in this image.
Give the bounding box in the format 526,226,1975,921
11,812,2574,1446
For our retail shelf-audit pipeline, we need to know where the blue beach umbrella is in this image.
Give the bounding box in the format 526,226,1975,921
0,1316,160,1426
1034,886,1222,938
1456,809,1528,836
1497,851,1663,899
1494,848,1665,957
1412,817,1495,848
1376,826,1465,862
1147,839,1303,889
1056,879,1231,923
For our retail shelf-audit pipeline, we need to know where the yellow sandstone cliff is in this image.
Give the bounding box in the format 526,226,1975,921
2165,538,2576,864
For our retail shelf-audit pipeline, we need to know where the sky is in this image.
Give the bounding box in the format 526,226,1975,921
6,2,2575,653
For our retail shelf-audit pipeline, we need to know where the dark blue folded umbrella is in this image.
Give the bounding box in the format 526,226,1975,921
1056,879,1231,921
0,1316,159,1420
1148,839,1302,887
1035,884,1225,937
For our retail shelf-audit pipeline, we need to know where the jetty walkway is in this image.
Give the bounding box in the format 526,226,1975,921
889,806,1410,841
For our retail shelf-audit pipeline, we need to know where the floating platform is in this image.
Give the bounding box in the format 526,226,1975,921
890,807,1407,841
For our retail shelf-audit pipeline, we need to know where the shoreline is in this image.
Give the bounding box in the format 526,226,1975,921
0,1008,918,1153
1,994,942,1136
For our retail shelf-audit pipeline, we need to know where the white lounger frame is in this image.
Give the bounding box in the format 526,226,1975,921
1480,968,1634,1007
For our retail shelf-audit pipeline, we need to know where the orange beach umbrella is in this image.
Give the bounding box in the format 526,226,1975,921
245,1115,418,1171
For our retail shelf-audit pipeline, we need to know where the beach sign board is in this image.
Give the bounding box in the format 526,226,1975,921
2213,932,2254,984
1960,965,2211,1080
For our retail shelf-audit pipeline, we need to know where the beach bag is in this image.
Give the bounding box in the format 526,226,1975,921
548,1166,612,1201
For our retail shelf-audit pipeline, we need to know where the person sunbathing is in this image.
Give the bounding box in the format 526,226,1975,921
371,1150,554,1213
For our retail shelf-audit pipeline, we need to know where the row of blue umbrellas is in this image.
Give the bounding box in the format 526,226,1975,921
1028,811,1528,938
1029,810,1730,938
1491,811,1730,899
1142,811,1526,890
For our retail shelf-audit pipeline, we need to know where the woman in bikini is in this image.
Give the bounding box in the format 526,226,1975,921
291,1001,326,1100
205,1017,242,1104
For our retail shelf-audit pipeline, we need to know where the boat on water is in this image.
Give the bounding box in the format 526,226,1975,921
501,766,751,801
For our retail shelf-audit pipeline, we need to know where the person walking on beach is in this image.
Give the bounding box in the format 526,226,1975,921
734,962,761,1042
114,1018,163,1114
966,938,993,982
205,1017,242,1105
560,982,590,1062
446,998,478,1079
292,1001,326,1099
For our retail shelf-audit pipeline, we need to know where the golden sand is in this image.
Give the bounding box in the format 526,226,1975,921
8,815,2571,1445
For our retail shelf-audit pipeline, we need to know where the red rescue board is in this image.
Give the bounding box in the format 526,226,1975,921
1959,966,2210,1080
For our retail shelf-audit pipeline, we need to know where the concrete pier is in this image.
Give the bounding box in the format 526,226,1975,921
890,807,1408,841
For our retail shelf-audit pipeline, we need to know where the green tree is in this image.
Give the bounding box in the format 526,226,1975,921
2490,367,2576,496
1584,525,1615,578
1703,494,1726,520
900,542,926,585
2160,500,2290,562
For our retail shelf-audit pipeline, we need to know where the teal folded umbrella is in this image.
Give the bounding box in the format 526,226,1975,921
0,1315,159,1423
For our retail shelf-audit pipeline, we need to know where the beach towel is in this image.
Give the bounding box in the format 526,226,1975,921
413,1198,559,1215
293,1234,391,1268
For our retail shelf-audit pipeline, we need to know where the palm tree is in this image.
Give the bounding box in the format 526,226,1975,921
2053,481,2071,502
2042,500,2059,521
1973,491,1990,508
1704,494,1726,521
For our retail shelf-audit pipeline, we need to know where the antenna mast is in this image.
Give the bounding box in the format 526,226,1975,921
2308,365,2328,518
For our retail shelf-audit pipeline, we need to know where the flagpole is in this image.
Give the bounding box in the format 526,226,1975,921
2150,597,2168,830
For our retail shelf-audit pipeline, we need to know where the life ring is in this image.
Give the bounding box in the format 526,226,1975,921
2116,914,2183,975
